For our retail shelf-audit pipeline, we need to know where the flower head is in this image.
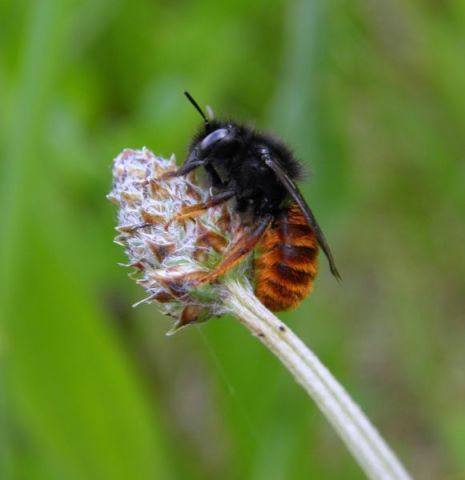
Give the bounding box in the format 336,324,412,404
108,148,245,333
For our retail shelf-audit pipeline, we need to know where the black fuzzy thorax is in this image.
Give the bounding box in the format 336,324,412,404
188,120,304,220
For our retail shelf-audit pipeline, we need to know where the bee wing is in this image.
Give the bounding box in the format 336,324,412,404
262,150,341,280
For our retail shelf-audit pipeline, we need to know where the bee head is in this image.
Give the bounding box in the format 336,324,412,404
184,92,239,158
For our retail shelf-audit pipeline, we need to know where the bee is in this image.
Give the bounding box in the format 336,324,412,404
165,92,340,311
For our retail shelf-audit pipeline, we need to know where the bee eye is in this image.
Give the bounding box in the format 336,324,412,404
200,128,229,152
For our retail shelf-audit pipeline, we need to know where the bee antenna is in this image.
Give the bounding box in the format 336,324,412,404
184,91,209,126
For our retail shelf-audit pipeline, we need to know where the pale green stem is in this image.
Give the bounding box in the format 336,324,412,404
224,278,411,480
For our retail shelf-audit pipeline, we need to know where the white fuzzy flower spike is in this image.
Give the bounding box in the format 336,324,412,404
108,148,242,333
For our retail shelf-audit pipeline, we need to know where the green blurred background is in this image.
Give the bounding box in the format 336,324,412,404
1,0,464,478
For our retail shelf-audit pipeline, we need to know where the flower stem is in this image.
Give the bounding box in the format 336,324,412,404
224,278,411,480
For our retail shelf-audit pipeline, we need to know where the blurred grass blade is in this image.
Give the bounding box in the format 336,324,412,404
0,1,170,479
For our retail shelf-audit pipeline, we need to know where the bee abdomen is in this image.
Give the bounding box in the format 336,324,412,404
255,203,318,311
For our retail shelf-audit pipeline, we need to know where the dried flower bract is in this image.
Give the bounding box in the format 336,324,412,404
108,148,243,333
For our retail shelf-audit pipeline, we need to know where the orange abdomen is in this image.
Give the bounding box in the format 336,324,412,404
254,203,319,311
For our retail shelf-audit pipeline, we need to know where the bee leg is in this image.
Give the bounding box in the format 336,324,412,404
169,190,235,224
194,215,272,285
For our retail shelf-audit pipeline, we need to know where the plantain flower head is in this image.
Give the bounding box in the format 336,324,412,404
108,148,244,333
